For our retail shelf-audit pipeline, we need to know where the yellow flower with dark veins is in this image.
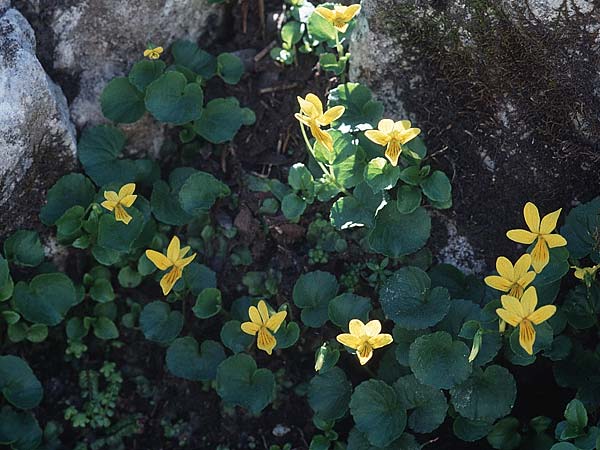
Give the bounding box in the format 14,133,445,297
484,254,536,299
506,202,567,273
101,183,137,225
295,93,345,152
315,4,361,33
364,119,421,166
145,236,196,296
241,300,287,355
144,46,164,60
336,319,393,365
496,286,556,355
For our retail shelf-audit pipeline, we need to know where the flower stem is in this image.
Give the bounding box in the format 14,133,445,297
300,123,332,177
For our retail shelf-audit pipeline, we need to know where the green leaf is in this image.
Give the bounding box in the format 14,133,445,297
0,356,43,409
420,171,452,203
178,171,230,215
167,337,225,381
66,317,88,341
330,131,366,189
192,288,222,319
281,193,307,221
330,182,384,230
561,197,600,262
368,205,431,258
217,53,244,84
89,278,115,303
40,173,96,226
281,21,303,45
549,444,578,450
487,417,521,450
350,380,407,447
453,417,492,442
308,367,352,421
128,59,166,91
293,271,339,327
145,72,204,125
307,10,337,42
364,158,400,193
220,320,253,353
288,163,315,192
450,365,516,422
139,301,183,345
346,428,420,450
100,77,145,123
273,321,300,349
394,374,448,433
0,255,12,301
118,266,142,288
92,317,119,340
184,263,217,296
379,267,450,329
0,406,42,450
393,327,428,366
3,231,44,267
328,293,372,330
564,399,587,429
216,354,275,414
328,83,384,130
409,331,471,389
151,179,195,226
396,185,422,214
97,208,144,252
194,97,255,143
314,343,340,374
171,40,217,78
13,273,77,326
508,321,553,360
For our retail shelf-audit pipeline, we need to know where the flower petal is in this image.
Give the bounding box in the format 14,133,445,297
315,5,336,22
500,295,526,319
348,319,365,337
257,328,277,355
384,141,402,166
266,310,287,333
524,202,540,233
519,320,536,355
178,253,196,268
257,300,270,324
118,183,136,199
145,250,172,270
506,229,537,244
520,286,538,317
496,308,521,327
357,343,373,365
378,119,395,134
336,333,360,349
104,190,119,202
339,4,361,21
241,321,260,335
305,93,324,116
120,194,137,208
101,200,117,211
248,305,262,325
495,256,515,280
317,105,345,126
516,271,536,290
167,236,181,262
114,205,133,224
398,128,421,144
539,208,562,234
484,275,512,292
531,238,549,273
312,125,334,152
364,129,390,147
364,320,382,337
395,120,412,131
369,333,393,349
513,253,532,278
528,304,556,325
544,233,567,248
294,113,311,127
160,267,182,296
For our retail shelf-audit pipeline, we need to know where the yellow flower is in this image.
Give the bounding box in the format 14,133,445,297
496,286,556,355
336,319,393,365
101,183,137,225
314,4,361,33
144,46,164,60
364,119,421,166
573,264,600,287
145,236,196,296
484,254,536,299
241,300,287,355
506,202,567,273
295,93,345,152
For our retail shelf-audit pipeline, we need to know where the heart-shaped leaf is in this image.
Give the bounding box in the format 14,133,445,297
140,301,183,345
145,72,204,125
166,337,225,381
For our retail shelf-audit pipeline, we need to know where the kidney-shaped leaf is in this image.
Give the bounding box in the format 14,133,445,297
394,374,448,433
0,356,43,410
139,301,183,345
308,367,352,421
166,337,225,381
145,72,204,125
293,271,339,327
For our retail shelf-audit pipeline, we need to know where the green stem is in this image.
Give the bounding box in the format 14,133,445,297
335,31,346,83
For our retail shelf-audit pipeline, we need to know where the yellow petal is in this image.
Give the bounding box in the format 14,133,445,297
496,308,521,327
155,47,164,54
317,105,345,126
369,333,393,349
398,128,421,144
143,49,152,57
378,119,395,134
297,96,318,118
506,229,537,244
266,310,287,333
357,343,373,365
177,253,196,268
500,295,526,319
145,250,173,270
519,319,536,355
248,305,262,325
544,233,567,248
539,208,562,234
312,126,334,152
516,271,536,290
523,202,540,233
484,275,512,292
364,320,382,337
160,267,182,296
241,321,260,335
384,141,402,166
104,190,119,202
336,333,360,349
167,236,181,262
335,23,350,33
520,286,538,317
315,5,336,22
179,246,191,258
257,300,270,324
531,238,549,273
348,319,365,337
294,113,311,127
528,304,556,325
339,4,361,21
395,120,412,131
513,253,532,278
118,183,136,199
508,284,525,299
114,205,132,224
495,256,515,280
364,129,390,147
101,200,116,211
305,93,324,116
257,328,277,355
120,194,137,208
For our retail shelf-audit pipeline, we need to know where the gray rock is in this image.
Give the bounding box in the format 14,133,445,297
0,8,77,235
350,0,600,270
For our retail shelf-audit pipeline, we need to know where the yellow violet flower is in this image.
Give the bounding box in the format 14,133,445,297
145,236,196,296
143,46,163,60
364,119,421,166
241,300,287,355
573,264,600,287
506,202,567,273
484,254,536,299
336,319,393,365
315,4,361,33
295,93,345,152
496,286,556,355
101,183,137,225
